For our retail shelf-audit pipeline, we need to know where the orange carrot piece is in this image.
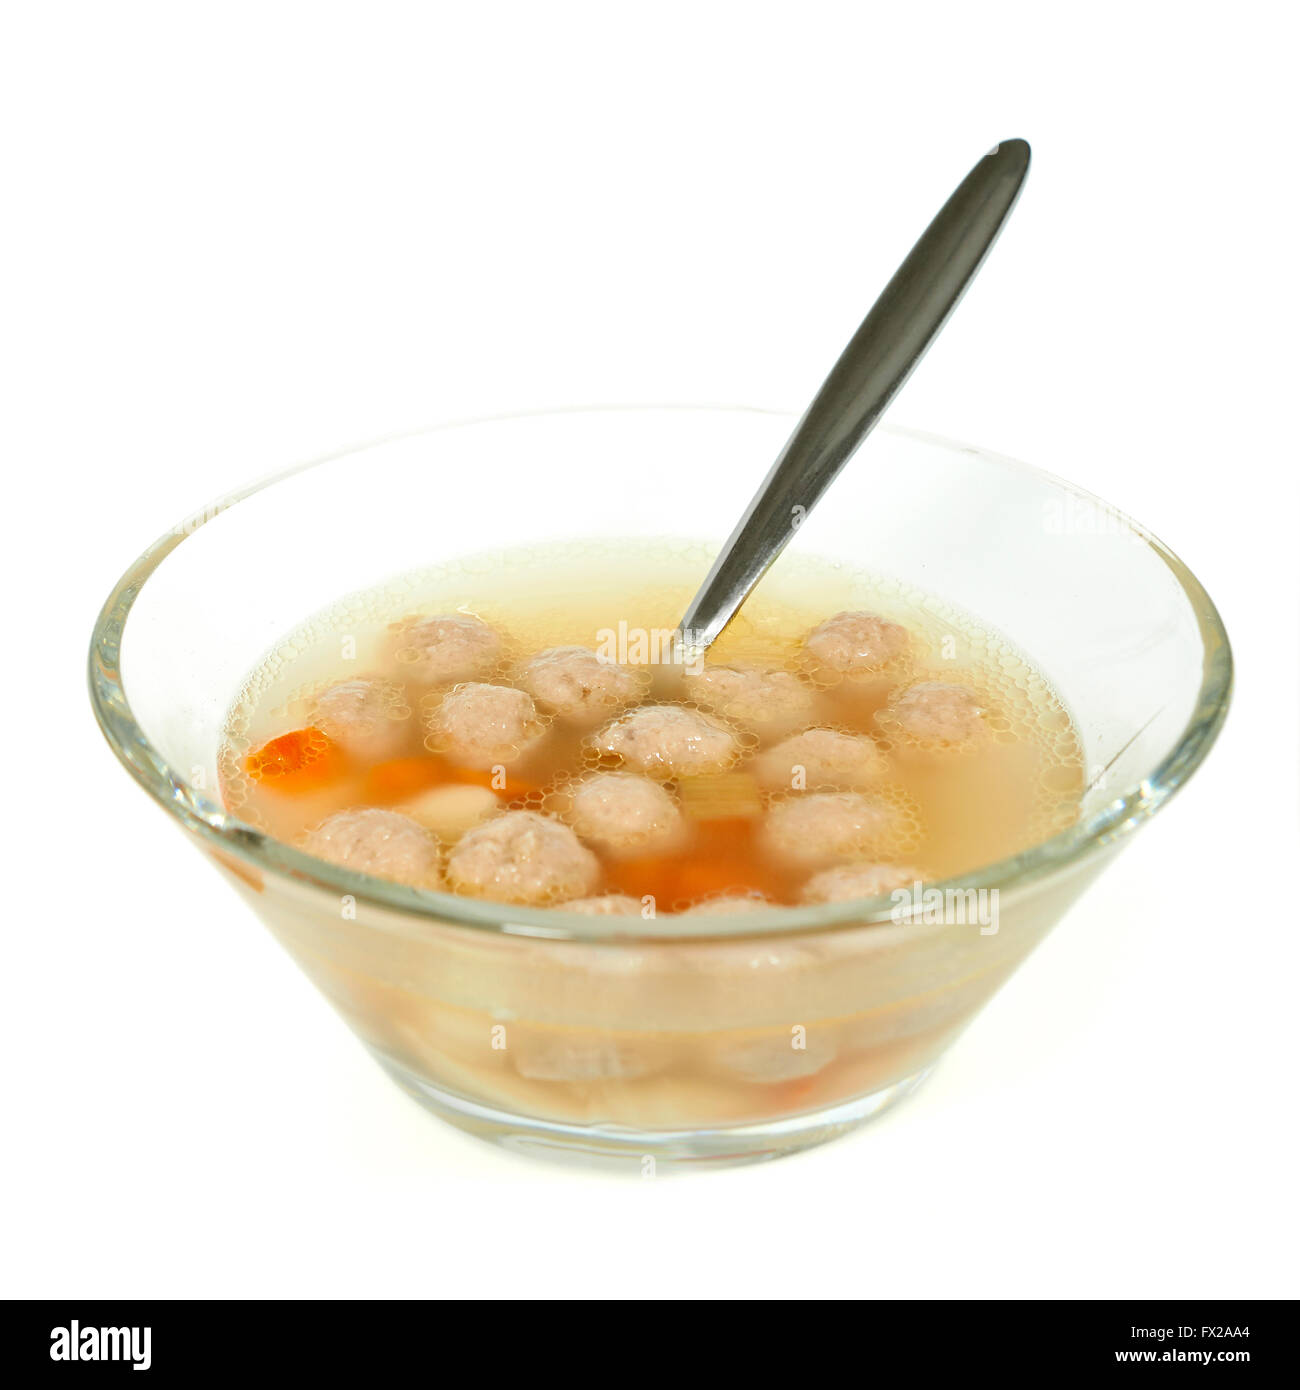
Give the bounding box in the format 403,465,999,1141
445,765,540,802
673,855,767,903
678,818,786,902
606,855,683,907
770,1073,826,1110
362,756,450,804
606,814,783,907
245,727,347,794
694,817,759,855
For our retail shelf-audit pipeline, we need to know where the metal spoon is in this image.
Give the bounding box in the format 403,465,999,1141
676,138,1031,655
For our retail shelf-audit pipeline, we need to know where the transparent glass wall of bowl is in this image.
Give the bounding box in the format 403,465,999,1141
120,410,1210,817
207,842,1115,1139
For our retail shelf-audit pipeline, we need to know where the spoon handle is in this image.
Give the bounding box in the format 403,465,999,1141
678,138,1031,651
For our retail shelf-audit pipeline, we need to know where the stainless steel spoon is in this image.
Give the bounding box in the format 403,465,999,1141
676,138,1031,655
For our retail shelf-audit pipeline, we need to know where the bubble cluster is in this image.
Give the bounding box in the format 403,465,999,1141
761,787,923,869
424,682,548,768
216,538,1086,907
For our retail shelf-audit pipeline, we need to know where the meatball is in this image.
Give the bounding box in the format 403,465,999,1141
687,664,817,739
680,894,775,916
313,677,409,760
597,704,739,777
804,611,909,675
429,682,545,768
762,792,895,867
562,894,647,917
398,613,502,684
667,936,828,1021
520,646,646,725
446,810,600,905
563,773,684,855
707,1029,837,1084
884,680,986,743
303,808,440,887
754,727,888,792
801,862,923,904
512,1029,663,1082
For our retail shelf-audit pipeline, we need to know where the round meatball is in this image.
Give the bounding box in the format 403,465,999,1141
430,682,545,768
399,613,502,684
597,704,738,777
707,1030,837,1084
303,808,440,887
687,664,817,739
512,1030,663,1082
804,611,909,675
884,681,986,743
313,677,409,759
520,646,646,725
754,727,888,792
680,894,775,916
801,862,924,904
563,773,684,855
762,792,895,867
446,810,600,905
562,894,646,917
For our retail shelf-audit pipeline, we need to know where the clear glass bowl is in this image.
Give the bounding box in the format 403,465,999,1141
89,407,1232,1166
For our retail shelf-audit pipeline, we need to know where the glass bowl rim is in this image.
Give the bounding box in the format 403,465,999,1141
88,404,1233,942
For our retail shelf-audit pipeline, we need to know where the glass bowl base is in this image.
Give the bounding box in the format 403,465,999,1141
372,1050,936,1170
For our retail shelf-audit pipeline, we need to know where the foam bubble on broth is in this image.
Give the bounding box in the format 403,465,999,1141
220,540,1085,893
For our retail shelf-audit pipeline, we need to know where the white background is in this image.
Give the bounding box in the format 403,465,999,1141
3,2,1297,1300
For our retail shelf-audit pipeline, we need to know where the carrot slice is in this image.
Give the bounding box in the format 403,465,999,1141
674,855,768,903
245,726,346,794
694,817,760,855
445,765,540,802
606,854,683,908
362,756,450,804
604,816,783,908
683,819,786,901
770,1073,826,1111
